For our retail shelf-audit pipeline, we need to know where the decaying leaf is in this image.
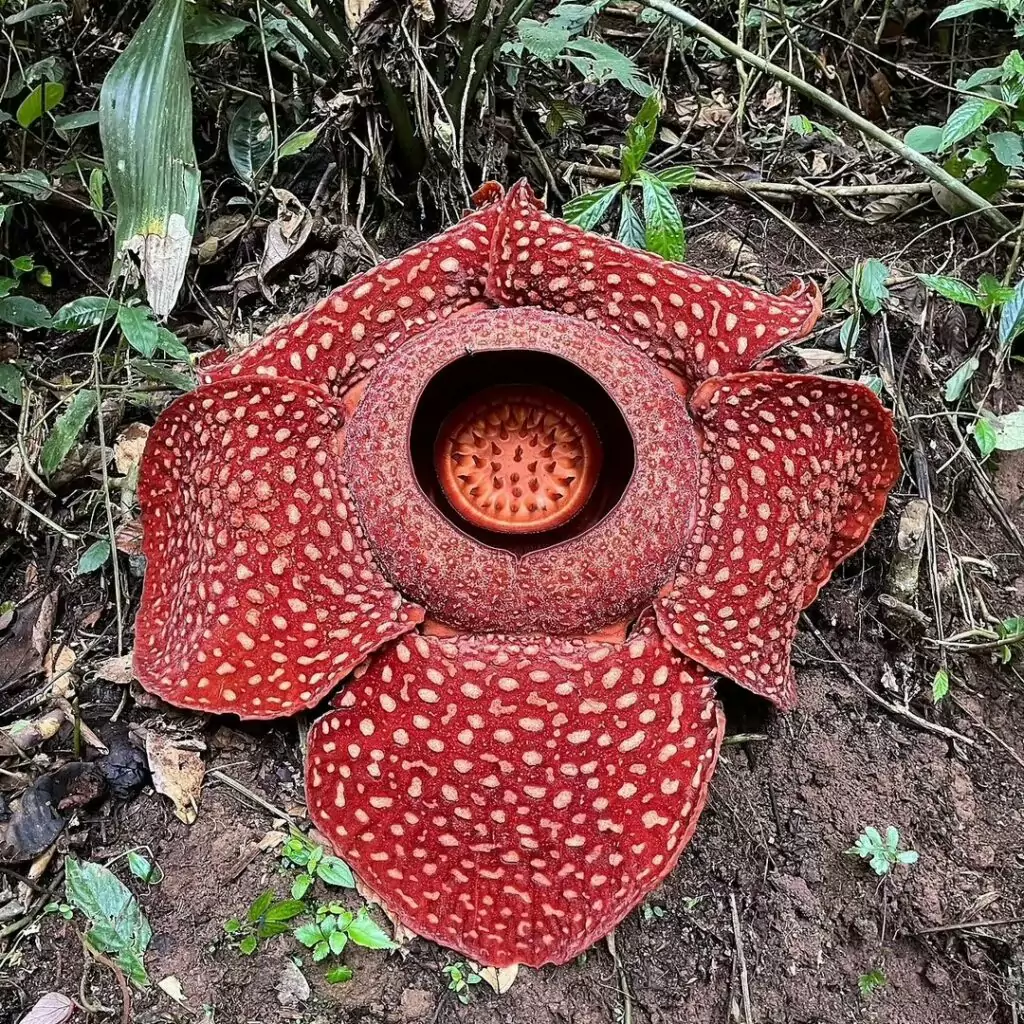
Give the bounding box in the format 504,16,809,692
158,976,186,1003
18,992,74,1024
474,962,519,994
0,589,59,689
113,423,150,475
863,192,920,224
258,188,314,294
93,653,134,685
99,0,199,317
0,707,67,757
145,731,205,824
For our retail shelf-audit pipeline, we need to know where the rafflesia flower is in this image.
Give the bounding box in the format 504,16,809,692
134,181,899,968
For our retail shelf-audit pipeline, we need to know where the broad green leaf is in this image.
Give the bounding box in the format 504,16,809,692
974,416,997,457
4,2,67,24
78,540,111,574
291,873,312,900
656,165,696,188
247,891,274,923
943,356,979,402
998,279,1024,347
977,272,1016,311
52,295,120,332
326,965,354,983
278,128,319,159
54,109,100,132
939,98,1001,151
117,304,190,359
985,408,1024,449
295,922,324,947
638,170,684,261
89,167,105,215
620,92,660,182
933,0,1002,22
515,19,571,60
562,182,624,231
40,390,97,474
988,130,1024,168
904,125,943,153
346,907,397,949
126,851,163,884
0,364,22,404
787,114,814,135
0,170,51,198
856,259,890,315
228,97,274,184
565,38,649,95
616,197,645,249
918,273,983,306
100,0,200,317
962,65,1005,90
328,929,348,955
65,857,151,987
932,668,950,703
316,856,355,888
131,359,195,391
238,935,258,955
0,295,51,328
16,82,64,128
184,5,249,44
263,899,306,922
11,255,35,273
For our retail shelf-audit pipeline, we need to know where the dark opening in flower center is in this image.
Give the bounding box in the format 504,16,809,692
434,386,601,535
409,350,635,552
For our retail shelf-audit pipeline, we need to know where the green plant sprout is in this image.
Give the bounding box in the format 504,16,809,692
847,826,919,876
562,92,695,260
223,891,306,956
858,966,887,998
280,831,355,899
443,961,483,1004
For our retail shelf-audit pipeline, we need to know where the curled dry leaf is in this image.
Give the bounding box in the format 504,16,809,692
113,423,150,475
0,707,67,757
474,962,520,994
145,732,205,825
0,589,59,689
44,643,76,692
93,653,134,685
258,189,314,295
158,976,187,1003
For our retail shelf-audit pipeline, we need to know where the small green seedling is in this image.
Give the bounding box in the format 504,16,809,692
858,966,887,998
294,903,396,964
280,831,355,899
443,961,483,1004
224,891,305,956
641,903,666,922
43,901,74,920
847,826,919,876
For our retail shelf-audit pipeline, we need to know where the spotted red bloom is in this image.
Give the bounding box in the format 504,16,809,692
135,181,899,968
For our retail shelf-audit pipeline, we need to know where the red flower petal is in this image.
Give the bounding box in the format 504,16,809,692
656,373,900,708
306,615,723,968
201,201,503,393
487,180,821,384
135,377,423,719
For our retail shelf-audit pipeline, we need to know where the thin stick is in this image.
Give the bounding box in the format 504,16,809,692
637,0,1014,233
207,767,302,823
915,916,1024,937
801,615,975,746
729,893,754,1024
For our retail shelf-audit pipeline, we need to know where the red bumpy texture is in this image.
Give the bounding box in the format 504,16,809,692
306,615,722,968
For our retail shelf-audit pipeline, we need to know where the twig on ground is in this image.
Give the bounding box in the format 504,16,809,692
605,931,633,1024
801,615,975,746
915,916,1024,936
207,767,302,824
637,0,1015,233
729,893,754,1024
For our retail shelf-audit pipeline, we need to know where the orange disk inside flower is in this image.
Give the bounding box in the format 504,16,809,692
434,385,602,535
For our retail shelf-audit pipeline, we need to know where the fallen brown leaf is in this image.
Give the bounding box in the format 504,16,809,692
146,732,205,825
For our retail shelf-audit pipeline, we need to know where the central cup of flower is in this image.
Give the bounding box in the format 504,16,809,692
434,384,602,536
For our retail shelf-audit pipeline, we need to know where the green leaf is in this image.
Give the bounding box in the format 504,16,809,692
247,891,274,923
316,856,355,888
897,850,919,865
328,929,348,955
78,540,111,574
904,125,944,154
131,359,195,391
856,259,890,315
126,851,163,884
616,197,645,250
291,873,312,900
998,279,1024,347
988,130,1024,168
52,295,120,332
0,364,23,404
238,935,258,955
89,167,105,214
40,390,97,474
0,295,51,328
638,170,684,261
17,81,64,128
515,19,572,61
0,170,51,198
974,416,997,457
223,918,241,934
326,965,354,983
257,921,291,938
620,92,660,182
787,114,814,136
117,304,190,359
264,899,307,923
858,968,887,998
565,38,650,95
294,922,325,947
313,939,331,962
940,98,1002,151
346,907,397,950
977,273,1016,311
985,408,1024,449
229,96,274,184
943,357,980,402
5,2,67,24
184,5,250,44
917,273,983,307
100,0,200,317
278,128,319,159
839,314,860,354
932,668,950,703
933,0,1002,22
54,109,100,132
562,182,625,231
656,165,696,189
65,857,151,987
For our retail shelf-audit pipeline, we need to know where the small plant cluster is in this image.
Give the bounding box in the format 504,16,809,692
443,961,483,1004
847,826,919,877
222,832,395,983
563,92,695,260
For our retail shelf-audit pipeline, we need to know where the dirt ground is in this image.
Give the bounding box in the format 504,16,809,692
2,201,1023,1024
